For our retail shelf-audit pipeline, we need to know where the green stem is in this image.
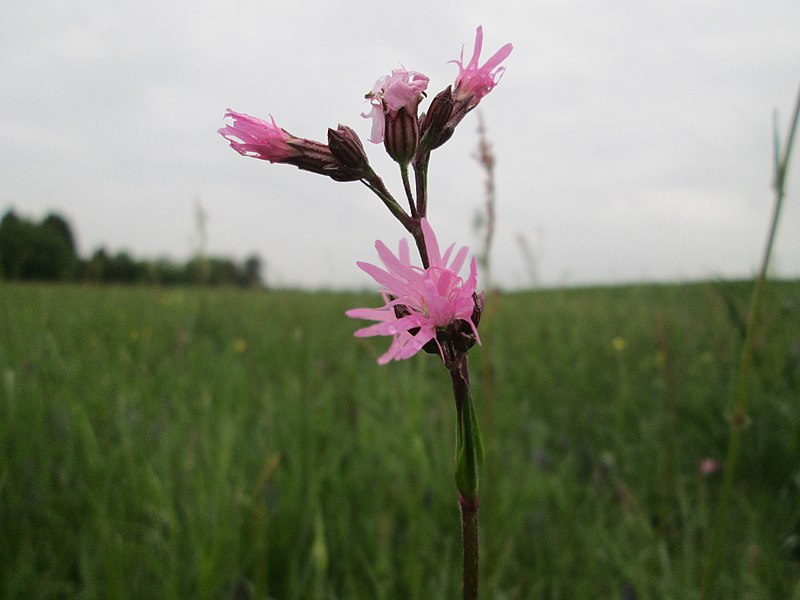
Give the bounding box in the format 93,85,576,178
460,495,479,600
400,163,417,219
407,153,431,268
701,82,800,598
413,153,430,218
449,353,484,600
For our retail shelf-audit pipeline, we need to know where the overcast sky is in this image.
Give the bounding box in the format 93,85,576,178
2,0,799,289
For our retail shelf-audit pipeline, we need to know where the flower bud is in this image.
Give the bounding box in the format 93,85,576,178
419,86,454,152
284,138,363,182
327,124,370,171
451,293,484,353
383,105,419,165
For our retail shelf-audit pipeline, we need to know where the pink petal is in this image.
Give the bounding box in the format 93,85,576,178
375,240,421,286
440,242,455,267
356,260,414,298
346,307,394,322
398,238,411,266
467,26,485,70
420,218,442,267
361,101,385,144
360,314,428,337
448,245,469,274
480,43,514,73
463,257,479,295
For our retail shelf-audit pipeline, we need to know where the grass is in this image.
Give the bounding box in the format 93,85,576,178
1,280,799,599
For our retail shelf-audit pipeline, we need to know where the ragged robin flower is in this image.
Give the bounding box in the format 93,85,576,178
218,109,369,181
420,26,513,152
346,219,481,365
451,26,513,111
362,68,429,164
218,109,295,163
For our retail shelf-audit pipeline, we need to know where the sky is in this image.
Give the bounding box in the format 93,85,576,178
2,0,799,289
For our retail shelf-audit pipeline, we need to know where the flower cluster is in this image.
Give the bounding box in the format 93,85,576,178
219,26,511,176
362,26,513,161
219,26,511,365
346,219,482,364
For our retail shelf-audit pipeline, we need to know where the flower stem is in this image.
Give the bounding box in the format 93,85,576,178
448,353,484,600
700,82,800,597
460,494,480,600
400,163,418,218
413,153,430,218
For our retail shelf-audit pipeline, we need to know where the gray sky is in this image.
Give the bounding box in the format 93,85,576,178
2,0,799,289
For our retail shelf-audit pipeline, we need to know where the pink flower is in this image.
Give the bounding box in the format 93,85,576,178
218,109,295,162
362,68,430,144
451,26,513,109
346,219,480,364
218,110,369,181
699,458,721,476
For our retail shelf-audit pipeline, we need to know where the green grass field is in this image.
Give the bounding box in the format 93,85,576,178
1,281,799,599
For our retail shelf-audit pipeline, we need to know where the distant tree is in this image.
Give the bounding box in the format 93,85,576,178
183,256,206,285
184,256,248,286
0,211,20,228
145,259,185,286
206,257,240,286
242,254,264,287
82,248,109,282
0,208,270,288
42,213,77,254
104,251,144,283
0,211,24,278
0,209,77,280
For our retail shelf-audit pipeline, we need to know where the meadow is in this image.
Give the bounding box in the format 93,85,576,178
1,280,799,599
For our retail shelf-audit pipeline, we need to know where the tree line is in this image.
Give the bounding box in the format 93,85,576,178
0,210,263,287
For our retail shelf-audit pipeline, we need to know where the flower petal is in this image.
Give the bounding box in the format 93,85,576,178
448,245,470,275
420,218,442,267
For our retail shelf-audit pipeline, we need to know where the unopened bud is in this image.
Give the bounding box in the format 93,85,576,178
327,124,370,171
284,137,363,182
430,99,471,150
471,292,484,329
419,86,454,152
383,105,419,165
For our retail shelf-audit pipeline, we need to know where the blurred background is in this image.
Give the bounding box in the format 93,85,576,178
2,0,799,289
